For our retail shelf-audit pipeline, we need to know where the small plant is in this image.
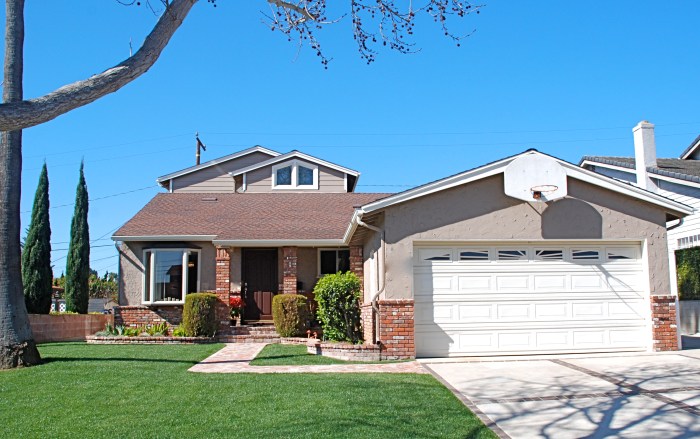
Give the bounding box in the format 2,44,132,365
313,272,363,343
182,292,218,337
272,294,308,337
148,321,169,336
172,325,187,337
49,311,78,315
122,327,141,337
229,295,246,318
115,325,125,336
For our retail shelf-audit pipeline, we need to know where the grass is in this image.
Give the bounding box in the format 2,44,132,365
251,343,363,366
0,343,497,439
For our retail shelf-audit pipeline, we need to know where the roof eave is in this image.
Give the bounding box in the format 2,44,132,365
112,235,218,242
212,239,346,247
229,150,360,178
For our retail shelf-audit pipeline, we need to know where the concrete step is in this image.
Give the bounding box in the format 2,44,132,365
217,335,281,343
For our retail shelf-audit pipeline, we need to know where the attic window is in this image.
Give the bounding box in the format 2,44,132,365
272,160,319,190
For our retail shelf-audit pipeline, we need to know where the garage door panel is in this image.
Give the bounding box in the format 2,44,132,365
414,243,649,357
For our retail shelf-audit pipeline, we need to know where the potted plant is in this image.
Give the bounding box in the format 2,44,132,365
229,295,246,326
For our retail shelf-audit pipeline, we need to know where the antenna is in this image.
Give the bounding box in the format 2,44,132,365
195,132,206,165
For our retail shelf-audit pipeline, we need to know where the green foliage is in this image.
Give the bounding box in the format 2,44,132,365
49,311,78,315
22,163,53,314
182,293,218,337
89,271,118,300
313,272,363,343
122,327,142,337
65,162,90,314
172,325,187,337
147,322,169,336
272,294,308,337
676,248,700,300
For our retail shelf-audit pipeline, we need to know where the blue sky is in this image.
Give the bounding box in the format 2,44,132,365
10,1,700,276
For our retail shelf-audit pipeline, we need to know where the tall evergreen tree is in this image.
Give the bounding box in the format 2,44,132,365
65,161,89,314
21,163,52,313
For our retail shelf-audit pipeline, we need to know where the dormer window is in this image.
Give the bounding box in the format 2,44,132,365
272,160,319,190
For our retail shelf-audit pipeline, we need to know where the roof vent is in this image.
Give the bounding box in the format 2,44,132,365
201,197,218,202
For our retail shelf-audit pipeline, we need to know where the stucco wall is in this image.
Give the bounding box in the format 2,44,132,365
118,241,217,305
377,174,671,299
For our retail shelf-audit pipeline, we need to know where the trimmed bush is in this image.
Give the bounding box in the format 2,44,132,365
272,294,308,337
313,272,362,343
677,247,700,300
182,293,218,337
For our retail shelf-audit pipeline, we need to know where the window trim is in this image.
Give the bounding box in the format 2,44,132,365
317,248,351,276
271,159,319,190
142,248,201,305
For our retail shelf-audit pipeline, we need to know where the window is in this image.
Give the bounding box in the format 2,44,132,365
459,250,489,261
143,249,200,304
272,160,319,189
535,249,564,261
572,249,600,261
319,249,350,275
498,249,528,261
276,165,292,186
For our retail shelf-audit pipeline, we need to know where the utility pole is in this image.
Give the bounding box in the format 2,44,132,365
195,132,206,165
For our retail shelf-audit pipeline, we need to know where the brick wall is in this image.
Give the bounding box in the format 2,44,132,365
29,314,112,343
651,295,679,351
282,246,298,294
114,305,182,327
215,247,232,330
378,299,415,360
349,246,364,294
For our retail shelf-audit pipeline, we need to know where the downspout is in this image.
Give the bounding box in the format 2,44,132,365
356,215,385,344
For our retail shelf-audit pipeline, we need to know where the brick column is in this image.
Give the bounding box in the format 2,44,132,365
215,247,232,331
378,299,415,360
651,295,679,351
349,246,364,294
282,246,298,294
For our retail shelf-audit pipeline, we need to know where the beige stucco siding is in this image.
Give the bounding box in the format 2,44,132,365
245,161,347,193
375,174,671,300
171,151,273,193
118,241,217,305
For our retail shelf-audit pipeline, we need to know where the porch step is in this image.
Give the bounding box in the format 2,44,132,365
225,325,279,336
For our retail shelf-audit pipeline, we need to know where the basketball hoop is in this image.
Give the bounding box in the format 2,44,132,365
530,184,559,200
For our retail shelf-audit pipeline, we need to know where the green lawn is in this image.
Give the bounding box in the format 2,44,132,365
251,343,364,366
0,343,496,439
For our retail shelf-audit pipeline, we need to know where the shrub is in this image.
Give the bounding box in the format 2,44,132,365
272,294,308,337
677,247,700,300
172,325,187,337
182,293,218,337
313,272,362,343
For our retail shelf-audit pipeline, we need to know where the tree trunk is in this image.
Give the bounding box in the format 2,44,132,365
0,0,40,368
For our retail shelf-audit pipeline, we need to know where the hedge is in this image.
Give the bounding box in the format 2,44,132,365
272,294,308,337
313,272,362,343
182,293,218,337
676,247,700,301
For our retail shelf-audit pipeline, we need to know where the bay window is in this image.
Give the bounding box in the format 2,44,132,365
143,249,200,304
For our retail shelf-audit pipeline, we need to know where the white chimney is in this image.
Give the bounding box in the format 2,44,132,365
633,120,658,192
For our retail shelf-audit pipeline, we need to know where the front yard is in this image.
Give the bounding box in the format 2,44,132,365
0,343,496,438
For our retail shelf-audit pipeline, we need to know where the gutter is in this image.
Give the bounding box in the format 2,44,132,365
355,213,385,345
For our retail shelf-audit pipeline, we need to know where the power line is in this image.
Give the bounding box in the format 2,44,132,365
51,226,121,265
24,132,191,159
22,185,158,214
51,244,115,252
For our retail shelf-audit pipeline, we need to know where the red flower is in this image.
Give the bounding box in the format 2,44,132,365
229,296,245,308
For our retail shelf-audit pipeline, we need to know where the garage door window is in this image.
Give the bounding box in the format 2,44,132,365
572,249,601,261
459,250,489,261
535,249,564,261
498,249,528,261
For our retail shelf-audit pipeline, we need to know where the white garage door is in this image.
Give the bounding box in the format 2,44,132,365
414,243,649,357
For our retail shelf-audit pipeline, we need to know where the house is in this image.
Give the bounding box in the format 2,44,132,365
580,121,700,296
113,145,692,358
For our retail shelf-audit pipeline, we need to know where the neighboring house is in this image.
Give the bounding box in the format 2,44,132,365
580,121,700,296
113,145,692,358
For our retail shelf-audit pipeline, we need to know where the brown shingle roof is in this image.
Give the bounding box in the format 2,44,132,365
581,156,700,184
114,193,390,241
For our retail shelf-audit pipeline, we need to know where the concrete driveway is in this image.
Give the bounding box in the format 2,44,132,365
424,339,700,438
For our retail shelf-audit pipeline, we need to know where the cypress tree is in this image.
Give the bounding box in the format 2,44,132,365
22,163,53,314
65,161,90,313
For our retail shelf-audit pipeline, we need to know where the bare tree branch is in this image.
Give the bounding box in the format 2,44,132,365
0,0,197,132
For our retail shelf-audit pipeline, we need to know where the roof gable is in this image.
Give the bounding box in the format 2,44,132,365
230,150,360,179
359,150,693,217
156,146,280,187
580,156,700,187
680,134,700,160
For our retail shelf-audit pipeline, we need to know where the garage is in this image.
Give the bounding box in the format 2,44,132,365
414,243,648,357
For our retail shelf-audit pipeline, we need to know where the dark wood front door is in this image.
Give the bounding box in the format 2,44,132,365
242,249,278,321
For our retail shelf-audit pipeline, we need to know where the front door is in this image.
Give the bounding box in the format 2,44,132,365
242,249,278,321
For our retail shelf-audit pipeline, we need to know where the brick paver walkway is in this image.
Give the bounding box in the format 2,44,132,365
188,343,427,374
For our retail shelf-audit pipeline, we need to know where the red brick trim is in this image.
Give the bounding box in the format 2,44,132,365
378,299,415,360
361,302,375,344
282,246,298,294
651,295,679,351
349,246,364,294
215,247,232,330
